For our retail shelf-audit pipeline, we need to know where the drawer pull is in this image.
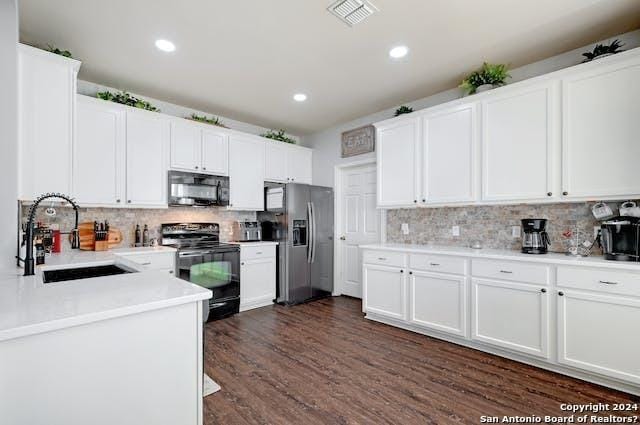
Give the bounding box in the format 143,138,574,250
400,269,404,273
499,270,513,274
599,280,619,285
429,263,440,266
139,262,152,266
256,251,263,255
541,288,547,293
378,257,387,261
558,291,564,296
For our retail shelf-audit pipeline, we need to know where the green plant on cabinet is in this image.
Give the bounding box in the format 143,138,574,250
582,39,625,62
394,106,414,117
261,129,297,144
45,44,73,58
459,62,510,95
96,91,160,112
188,113,227,128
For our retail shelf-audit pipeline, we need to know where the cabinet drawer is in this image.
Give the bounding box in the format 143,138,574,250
410,254,466,275
119,252,175,271
362,250,406,268
557,266,640,297
472,259,550,285
241,245,276,261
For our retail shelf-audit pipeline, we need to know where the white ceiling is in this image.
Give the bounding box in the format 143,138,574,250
19,0,640,135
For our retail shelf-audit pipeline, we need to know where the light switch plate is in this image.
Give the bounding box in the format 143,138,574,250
512,226,521,238
401,223,409,235
452,226,460,237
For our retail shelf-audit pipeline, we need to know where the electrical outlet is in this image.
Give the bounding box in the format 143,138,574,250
401,223,410,235
452,226,460,237
512,226,521,238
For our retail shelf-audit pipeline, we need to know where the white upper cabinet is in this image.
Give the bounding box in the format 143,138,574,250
265,141,313,184
74,96,126,206
201,127,229,176
376,117,421,208
423,104,477,204
481,82,557,202
228,135,265,211
18,44,81,200
125,109,170,207
562,56,640,199
264,141,289,183
287,146,313,184
170,121,201,172
170,119,229,176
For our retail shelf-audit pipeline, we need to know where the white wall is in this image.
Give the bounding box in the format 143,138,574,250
77,80,301,141
302,30,640,188
0,0,18,269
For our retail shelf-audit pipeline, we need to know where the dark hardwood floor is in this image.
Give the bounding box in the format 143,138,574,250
203,296,638,424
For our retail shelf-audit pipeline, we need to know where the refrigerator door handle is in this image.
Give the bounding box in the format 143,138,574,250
311,202,317,263
307,201,313,263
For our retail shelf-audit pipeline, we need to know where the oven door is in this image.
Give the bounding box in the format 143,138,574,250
177,248,240,300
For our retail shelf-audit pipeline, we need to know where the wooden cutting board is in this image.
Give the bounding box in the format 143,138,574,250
78,222,123,251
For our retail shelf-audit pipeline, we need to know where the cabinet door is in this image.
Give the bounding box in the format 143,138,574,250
558,290,640,384
18,46,79,199
376,118,421,208
423,104,477,204
74,97,126,206
170,120,201,172
363,264,407,320
410,271,467,337
562,59,640,199
482,83,556,202
240,258,276,311
126,110,170,207
264,141,289,183
287,146,313,184
228,135,265,211
201,128,228,176
472,278,549,358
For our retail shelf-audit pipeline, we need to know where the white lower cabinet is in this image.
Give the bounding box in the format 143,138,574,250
410,271,467,337
472,278,549,358
363,264,407,321
240,245,276,312
557,289,640,384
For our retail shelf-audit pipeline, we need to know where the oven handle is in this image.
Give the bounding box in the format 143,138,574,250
178,249,239,257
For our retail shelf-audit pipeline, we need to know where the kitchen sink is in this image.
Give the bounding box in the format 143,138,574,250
42,264,135,284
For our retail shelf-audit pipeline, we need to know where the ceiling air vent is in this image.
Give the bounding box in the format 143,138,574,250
328,0,378,26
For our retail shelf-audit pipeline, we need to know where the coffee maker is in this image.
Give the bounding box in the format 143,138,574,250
601,216,639,261
521,219,550,254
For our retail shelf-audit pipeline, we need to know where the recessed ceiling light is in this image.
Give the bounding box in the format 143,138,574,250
389,45,409,59
155,39,176,52
293,93,307,102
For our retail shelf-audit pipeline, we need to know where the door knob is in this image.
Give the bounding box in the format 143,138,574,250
340,236,346,241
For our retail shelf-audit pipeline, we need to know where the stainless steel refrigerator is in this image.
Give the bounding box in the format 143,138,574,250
258,183,334,305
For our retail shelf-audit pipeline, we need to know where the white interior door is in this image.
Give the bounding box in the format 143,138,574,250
338,163,380,298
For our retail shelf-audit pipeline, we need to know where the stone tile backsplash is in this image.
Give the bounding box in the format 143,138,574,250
385,202,625,254
21,206,256,249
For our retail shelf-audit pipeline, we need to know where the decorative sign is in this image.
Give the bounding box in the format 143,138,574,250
341,125,375,158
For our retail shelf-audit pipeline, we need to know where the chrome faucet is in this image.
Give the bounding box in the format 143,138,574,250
21,193,80,276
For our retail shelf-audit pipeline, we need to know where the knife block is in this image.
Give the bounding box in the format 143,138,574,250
94,241,109,251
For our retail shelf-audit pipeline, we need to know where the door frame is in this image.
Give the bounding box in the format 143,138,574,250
333,158,385,297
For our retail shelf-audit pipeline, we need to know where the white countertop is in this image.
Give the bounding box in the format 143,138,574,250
0,247,211,342
360,243,640,272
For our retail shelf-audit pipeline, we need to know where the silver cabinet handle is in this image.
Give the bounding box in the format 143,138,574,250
378,257,387,261
168,270,174,274
139,262,152,266
599,280,619,285
256,252,263,255
429,263,440,266
500,270,513,274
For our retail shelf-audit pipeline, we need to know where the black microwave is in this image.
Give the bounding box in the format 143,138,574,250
601,216,639,262
168,171,230,207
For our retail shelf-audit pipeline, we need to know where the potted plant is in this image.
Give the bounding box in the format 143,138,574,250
460,62,510,95
188,113,227,128
96,91,159,112
46,44,73,59
261,129,297,144
582,39,624,62
394,106,414,117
